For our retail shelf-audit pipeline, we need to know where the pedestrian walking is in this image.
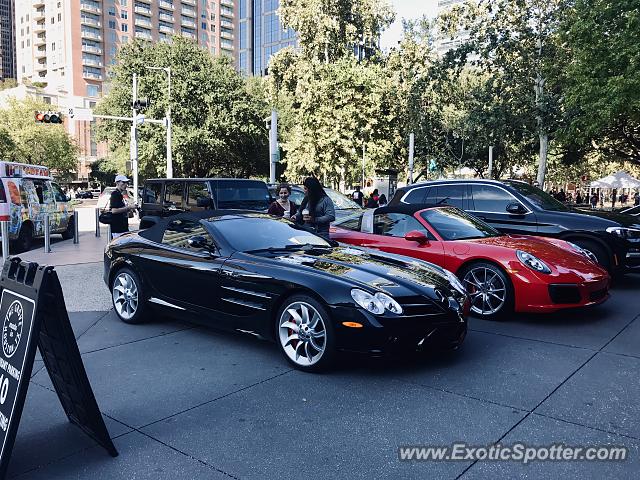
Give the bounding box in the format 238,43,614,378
590,193,598,209
268,183,298,219
352,186,364,206
109,174,136,239
294,177,335,238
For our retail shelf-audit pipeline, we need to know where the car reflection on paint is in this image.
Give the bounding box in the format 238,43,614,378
103,211,468,372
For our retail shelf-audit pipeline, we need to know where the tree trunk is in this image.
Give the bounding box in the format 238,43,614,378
537,131,548,188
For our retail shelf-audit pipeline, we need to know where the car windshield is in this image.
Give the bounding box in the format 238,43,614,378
214,181,270,210
324,188,362,210
505,181,569,211
207,216,331,252
420,207,502,240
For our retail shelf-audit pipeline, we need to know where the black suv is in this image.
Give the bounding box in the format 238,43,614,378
140,178,271,218
390,179,640,274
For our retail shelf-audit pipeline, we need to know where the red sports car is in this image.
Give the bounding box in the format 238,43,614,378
330,205,610,319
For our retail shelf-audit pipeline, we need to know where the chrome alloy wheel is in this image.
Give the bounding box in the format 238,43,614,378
112,272,139,321
463,267,507,316
278,301,327,367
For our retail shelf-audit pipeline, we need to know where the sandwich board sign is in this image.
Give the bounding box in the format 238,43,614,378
0,259,117,478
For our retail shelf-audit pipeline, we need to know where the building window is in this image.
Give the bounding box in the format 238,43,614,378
27,39,30,46
201,22,206,29
121,11,128,19
108,7,116,16
122,35,129,43
210,24,215,32
122,0,128,5
51,43,56,51
51,17,55,24
57,2,61,7
87,85,100,97
43,97,52,104
122,24,128,32
109,20,116,29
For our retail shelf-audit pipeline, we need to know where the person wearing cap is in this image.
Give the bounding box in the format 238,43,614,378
110,174,136,238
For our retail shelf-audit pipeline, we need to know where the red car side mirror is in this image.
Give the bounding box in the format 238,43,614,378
405,230,430,245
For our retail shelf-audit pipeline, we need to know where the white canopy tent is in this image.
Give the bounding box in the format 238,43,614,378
590,171,640,189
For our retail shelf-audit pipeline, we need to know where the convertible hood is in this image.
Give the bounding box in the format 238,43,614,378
252,246,459,297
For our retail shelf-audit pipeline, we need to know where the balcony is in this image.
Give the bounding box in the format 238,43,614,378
82,44,103,54
34,8,45,20
220,0,233,6
135,30,153,41
81,30,102,41
159,12,174,22
136,0,152,3
82,57,103,67
80,2,101,15
159,1,174,10
135,16,152,28
159,25,174,33
181,8,196,18
33,21,46,33
83,71,103,80
220,9,234,19
33,0,45,6
220,31,233,40
35,61,47,72
81,16,101,28
134,6,152,16
182,0,197,5
220,20,233,29
35,34,46,46
35,47,47,58
181,30,196,40
181,18,196,28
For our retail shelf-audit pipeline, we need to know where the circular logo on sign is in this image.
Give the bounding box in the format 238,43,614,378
3,300,24,358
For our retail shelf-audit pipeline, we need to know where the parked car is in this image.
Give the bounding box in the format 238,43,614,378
76,190,94,199
104,211,469,371
140,178,271,218
331,205,610,320
0,161,75,252
90,188,102,198
96,187,136,210
389,179,640,274
267,184,364,222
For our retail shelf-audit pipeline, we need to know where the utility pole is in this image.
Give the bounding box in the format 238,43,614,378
362,144,366,189
488,145,493,179
166,67,172,179
131,74,139,205
268,110,278,183
408,132,415,185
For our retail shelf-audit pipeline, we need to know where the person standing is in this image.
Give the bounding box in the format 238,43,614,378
378,194,388,207
268,183,298,219
295,177,335,238
352,186,364,206
110,174,136,239
366,189,380,208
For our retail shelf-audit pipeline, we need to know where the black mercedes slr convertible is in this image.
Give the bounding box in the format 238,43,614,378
103,211,469,372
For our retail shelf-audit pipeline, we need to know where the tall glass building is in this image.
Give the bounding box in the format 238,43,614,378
238,0,296,76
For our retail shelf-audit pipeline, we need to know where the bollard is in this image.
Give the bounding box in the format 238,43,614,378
73,210,79,244
44,214,51,253
1,220,9,265
95,208,101,237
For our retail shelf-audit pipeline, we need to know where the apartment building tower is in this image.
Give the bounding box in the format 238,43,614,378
0,0,16,79
13,0,235,179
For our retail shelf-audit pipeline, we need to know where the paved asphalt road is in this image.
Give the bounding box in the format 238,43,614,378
5,252,640,478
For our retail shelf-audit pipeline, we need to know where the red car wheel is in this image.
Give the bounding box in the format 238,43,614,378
460,262,514,320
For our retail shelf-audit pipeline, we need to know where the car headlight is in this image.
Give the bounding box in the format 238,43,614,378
374,292,403,314
350,289,402,315
516,250,551,274
606,226,640,241
566,242,598,263
443,268,466,295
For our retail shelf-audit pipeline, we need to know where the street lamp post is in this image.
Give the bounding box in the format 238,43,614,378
146,66,172,178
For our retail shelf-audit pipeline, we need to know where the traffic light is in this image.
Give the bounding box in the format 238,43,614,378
35,111,63,124
132,98,149,111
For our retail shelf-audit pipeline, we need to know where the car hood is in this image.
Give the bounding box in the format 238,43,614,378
568,208,640,229
247,246,463,298
464,235,608,277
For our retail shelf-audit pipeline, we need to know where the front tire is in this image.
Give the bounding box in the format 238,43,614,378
111,267,147,324
460,262,514,321
276,295,336,372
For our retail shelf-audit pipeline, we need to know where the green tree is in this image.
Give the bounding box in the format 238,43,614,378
0,98,79,178
560,0,640,166
97,37,270,179
440,0,569,186
279,0,395,63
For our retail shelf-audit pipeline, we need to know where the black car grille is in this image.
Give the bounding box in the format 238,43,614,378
548,284,581,304
589,288,608,302
397,295,446,318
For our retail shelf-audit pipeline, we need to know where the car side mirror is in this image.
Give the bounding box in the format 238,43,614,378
506,202,526,214
404,230,430,245
196,197,214,208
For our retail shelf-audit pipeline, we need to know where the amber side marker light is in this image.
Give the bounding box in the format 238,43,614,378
342,322,363,328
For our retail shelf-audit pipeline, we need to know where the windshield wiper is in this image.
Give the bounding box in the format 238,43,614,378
245,243,332,254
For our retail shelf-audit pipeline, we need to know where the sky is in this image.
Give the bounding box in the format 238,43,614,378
380,0,439,51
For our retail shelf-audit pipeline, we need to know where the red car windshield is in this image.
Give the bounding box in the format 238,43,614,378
420,207,502,240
